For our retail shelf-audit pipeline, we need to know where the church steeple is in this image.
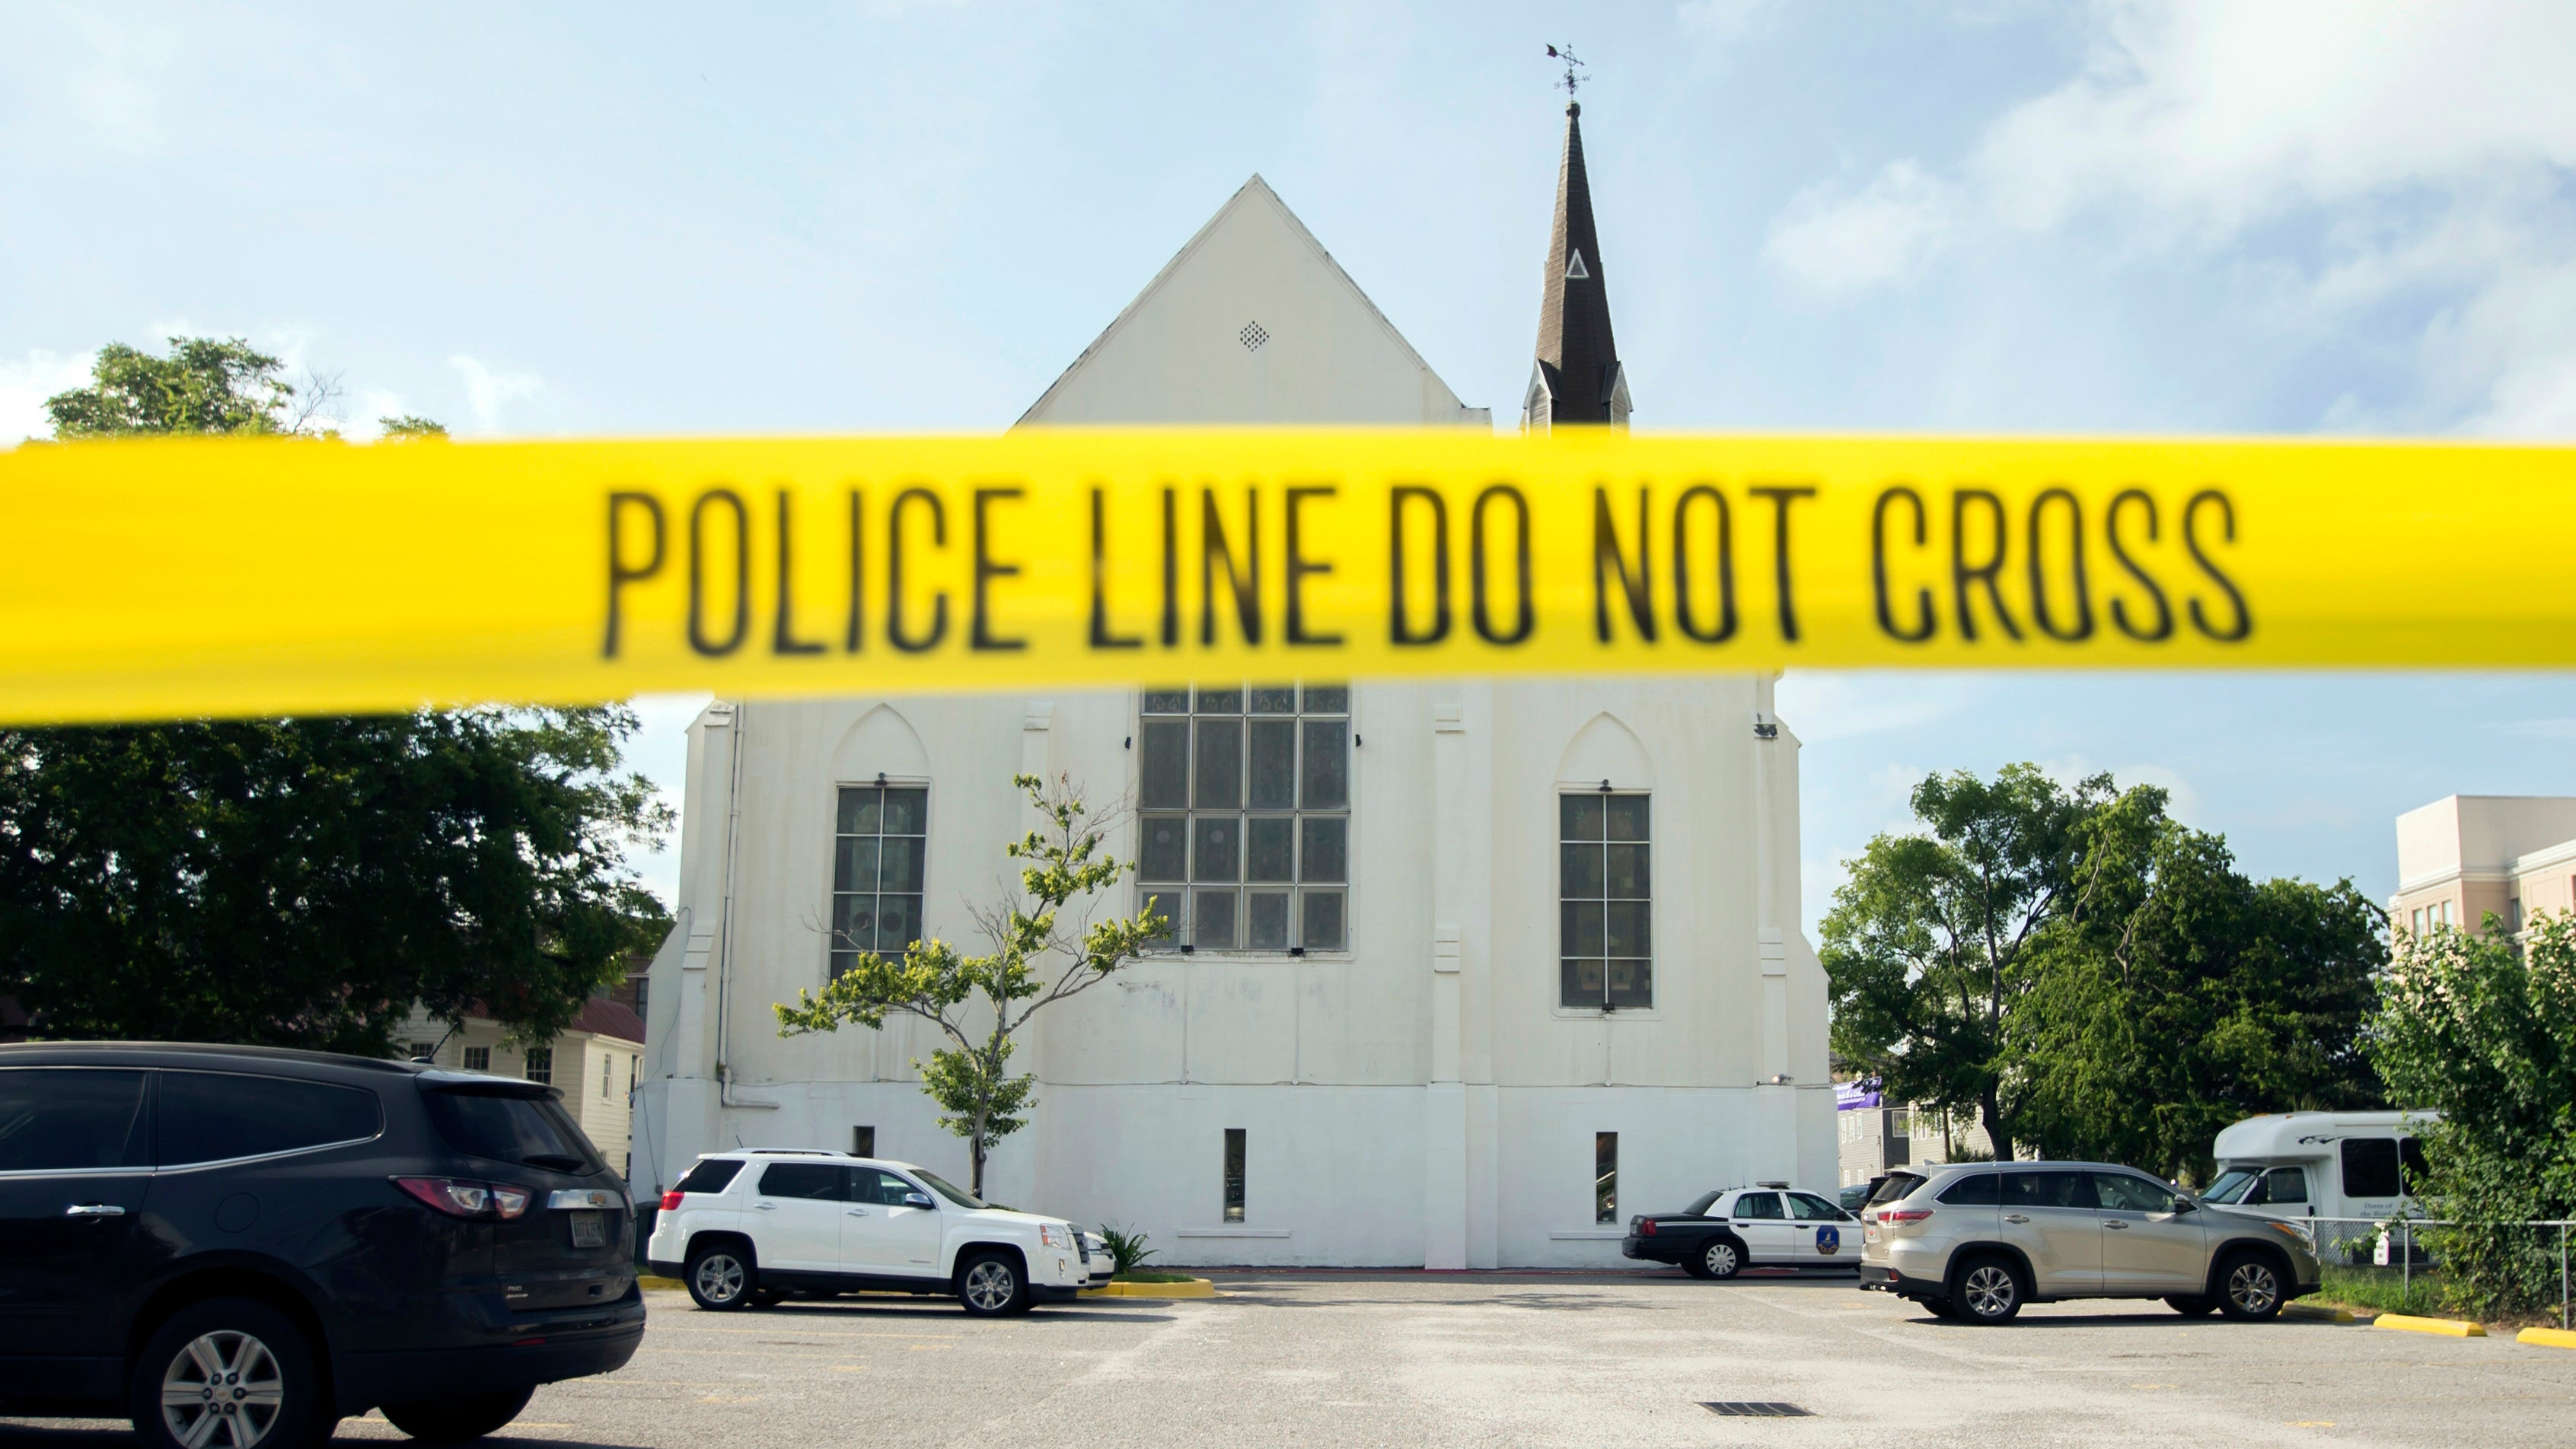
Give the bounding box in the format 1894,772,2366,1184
1525,98,1629,432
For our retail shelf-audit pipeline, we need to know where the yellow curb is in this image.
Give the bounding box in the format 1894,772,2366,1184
639,1275,684,1291
2516,1326,2576,1350
2374,1313,2485,1338
1081,1279,1216,1298
2284,1303,2356,1324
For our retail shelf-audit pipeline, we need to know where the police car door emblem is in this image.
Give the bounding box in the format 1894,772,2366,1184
1816,1224,1840,1254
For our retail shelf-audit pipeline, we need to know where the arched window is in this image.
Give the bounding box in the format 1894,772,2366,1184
1561,791,1651,1010
831,784,928,977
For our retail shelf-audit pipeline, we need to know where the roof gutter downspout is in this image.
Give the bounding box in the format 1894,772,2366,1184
715,699,776,1112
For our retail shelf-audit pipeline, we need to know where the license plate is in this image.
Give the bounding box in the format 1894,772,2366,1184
569,1210,606,1248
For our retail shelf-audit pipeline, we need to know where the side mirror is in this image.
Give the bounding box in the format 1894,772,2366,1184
903,1193,936,1210
2171,1197,2197,1214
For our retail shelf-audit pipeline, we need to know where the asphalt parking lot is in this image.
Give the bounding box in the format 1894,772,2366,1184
9,1271,2574,1449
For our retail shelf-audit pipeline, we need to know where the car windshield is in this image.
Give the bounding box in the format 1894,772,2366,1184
910,1168,987,1209
2202,1168,2259,1204
1684,1191,1721,1215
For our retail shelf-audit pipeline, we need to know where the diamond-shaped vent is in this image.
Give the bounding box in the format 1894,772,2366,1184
1700,1403,1811,1418
1239,321,1269,351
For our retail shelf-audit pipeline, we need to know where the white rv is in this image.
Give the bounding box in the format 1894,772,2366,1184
2208,1111,2437,1257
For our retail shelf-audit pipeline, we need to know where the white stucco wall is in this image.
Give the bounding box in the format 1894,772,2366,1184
632,676,1832,1266
1019,176,1488,428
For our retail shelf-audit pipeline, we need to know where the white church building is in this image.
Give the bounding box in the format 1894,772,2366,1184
632,104,1834,1268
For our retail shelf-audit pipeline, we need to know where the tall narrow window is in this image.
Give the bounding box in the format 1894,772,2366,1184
1595,1132,1618,1224
853,1126,876,1158
1223,1128,1247,1222
524,1046,553,1086
1138,685,1350,952
832,784,929,978
602,1055,613,1099
1561,791,1651,1010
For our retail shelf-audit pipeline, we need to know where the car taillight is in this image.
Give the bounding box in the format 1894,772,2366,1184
1640,1220,1657,1236
1883,1209,1934,1224
660,1189,685,1212
393,1177,534,1220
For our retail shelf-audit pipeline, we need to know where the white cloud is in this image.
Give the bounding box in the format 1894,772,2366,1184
1755,1,2576,434
1763,161,1957,294
0,348,97,445
448,355,544,435
1974,1,2576,234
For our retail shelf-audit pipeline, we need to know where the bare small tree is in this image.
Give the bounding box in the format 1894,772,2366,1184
774,772,1165,1194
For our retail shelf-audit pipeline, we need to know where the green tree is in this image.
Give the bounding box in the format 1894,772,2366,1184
2370,912,2576,1320
43,336,333,439
5,339,670,1056
775,773,1165,1194
2010,810,2383,1182
0,708,671,1053
377,414,449,441
1822,764,2121,1160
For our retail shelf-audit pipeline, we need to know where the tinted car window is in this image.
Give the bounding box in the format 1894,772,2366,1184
2252,1167,2309,1205
2342,1138,2402,1198
2399,1138,2429,1193
757,1162,845,1200
420,1087,601,1173
676,1158,745,1194
2092,1173,2179,1213
852,1168,919,1205
1736,1192,1784,1219
1788,1192,1842,1221
1937,1173,2002,1205
0,1068,147,1171
158,1072,381,1167
1867,1172,1925,1206
2002,1170,2088,1209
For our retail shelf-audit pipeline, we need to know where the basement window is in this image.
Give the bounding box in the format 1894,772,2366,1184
1596,1132,1618,1224
1224,1128,1246,1222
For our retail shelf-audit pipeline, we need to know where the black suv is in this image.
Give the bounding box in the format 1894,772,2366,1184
0,1043,645,1447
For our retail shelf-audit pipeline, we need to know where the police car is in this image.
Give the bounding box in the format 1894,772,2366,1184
1621,1182,1864,1279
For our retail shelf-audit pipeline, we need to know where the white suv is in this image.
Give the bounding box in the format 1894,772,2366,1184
644,1149,1092,1316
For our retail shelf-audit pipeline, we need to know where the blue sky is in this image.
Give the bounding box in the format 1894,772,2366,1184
10,2,2576,929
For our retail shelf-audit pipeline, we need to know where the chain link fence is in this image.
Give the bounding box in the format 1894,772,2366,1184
2301,1215,2575,1328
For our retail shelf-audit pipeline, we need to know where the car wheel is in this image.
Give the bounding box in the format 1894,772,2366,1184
2217,1253,2286,1321
2166,1295,2218,1317
130,1297,324,1449
1922,1295,1960,1320
958,1250,1030,1317
687,1241,757,1311
1700,1238,1743,1281
381,1388,535,1442
1953,1256,2024,1325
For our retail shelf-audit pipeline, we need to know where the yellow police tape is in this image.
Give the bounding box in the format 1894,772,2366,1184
0,428,2565,723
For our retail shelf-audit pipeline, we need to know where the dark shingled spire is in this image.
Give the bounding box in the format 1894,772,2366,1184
1526,100,1628,430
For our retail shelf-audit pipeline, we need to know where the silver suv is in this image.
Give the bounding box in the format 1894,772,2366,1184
1857,1161,2322,1324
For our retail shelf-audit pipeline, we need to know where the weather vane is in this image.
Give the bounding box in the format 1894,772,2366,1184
1546,43,1585,100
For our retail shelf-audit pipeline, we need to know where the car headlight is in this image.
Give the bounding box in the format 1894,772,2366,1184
2265,1221,2313,1248
1040,1223,1072,1249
